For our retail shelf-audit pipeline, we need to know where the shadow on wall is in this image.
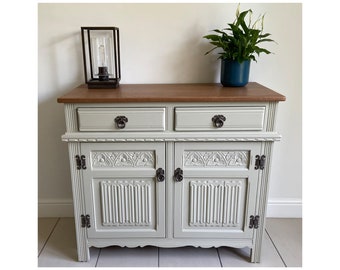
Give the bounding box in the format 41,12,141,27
38,30,83,203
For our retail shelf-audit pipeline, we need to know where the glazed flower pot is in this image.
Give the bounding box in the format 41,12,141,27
220,59,250,87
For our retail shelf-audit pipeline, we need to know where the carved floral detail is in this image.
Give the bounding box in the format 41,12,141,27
184,151,249,167
92,151,155,168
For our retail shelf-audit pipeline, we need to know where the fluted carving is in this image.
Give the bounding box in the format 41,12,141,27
189,179,244,227
100,180,152,226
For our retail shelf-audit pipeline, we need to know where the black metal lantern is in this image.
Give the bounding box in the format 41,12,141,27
81,27,121,89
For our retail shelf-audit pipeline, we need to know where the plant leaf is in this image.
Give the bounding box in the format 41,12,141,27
202,6,275,60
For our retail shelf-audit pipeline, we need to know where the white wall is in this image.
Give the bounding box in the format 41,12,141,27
38,3,302,217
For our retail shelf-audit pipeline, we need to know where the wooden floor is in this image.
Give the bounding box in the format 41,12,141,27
38,218,302,267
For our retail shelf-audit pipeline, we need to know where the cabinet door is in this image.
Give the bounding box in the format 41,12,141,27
81,142,165,238
174,142,260,238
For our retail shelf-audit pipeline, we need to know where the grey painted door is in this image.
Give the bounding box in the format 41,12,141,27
81,142,166,238
174,142,261,238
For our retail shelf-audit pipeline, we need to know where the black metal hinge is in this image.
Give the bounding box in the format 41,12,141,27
249,215,260,229
81,214,91,228
255,155,266,170
76,155,87,170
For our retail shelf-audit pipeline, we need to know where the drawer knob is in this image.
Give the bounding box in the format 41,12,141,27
174,168,183,182
212,114,226,128
156,168,165,182
114,116,128,129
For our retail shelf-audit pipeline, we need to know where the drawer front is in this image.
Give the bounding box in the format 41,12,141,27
78,107,166,131
175,107,265,131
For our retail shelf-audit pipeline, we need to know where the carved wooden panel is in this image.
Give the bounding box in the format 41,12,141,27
174,142,260,238
100,180,152,226
82,142,165,239
91,151,155,168
184,151,249,168
189,179,245,227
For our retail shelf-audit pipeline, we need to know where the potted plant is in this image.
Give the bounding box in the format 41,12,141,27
203,5,275,87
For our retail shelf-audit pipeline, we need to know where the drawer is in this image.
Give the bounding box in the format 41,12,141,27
175,107,265,131
78,107,166,131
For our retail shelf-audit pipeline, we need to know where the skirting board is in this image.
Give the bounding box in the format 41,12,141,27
38,198,302,218
266,198,302,218
38,199,74,217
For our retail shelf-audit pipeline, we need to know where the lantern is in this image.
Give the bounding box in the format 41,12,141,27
81,27,121,89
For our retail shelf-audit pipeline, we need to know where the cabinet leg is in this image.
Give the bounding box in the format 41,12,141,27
250,247,260,263
68,143,90,262
250,225,265,263
72,214,90,261
77,242,90,262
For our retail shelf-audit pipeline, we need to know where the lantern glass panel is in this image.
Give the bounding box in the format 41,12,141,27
90,30,115,80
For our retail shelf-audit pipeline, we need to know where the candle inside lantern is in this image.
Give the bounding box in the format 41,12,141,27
98,44,109,81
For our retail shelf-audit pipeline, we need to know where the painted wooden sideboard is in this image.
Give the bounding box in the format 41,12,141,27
58,83,285,262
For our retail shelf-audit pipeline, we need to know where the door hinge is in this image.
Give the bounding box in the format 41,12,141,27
81,214,91,228
249,215,260,229
255,155,266,170
76,155,87,170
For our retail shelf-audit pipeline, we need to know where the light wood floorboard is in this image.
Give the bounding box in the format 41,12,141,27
37,217,302,267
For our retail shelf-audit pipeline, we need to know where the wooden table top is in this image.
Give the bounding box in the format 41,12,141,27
57,82,286,103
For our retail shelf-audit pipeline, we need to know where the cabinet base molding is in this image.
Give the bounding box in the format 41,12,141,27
88,238,253,249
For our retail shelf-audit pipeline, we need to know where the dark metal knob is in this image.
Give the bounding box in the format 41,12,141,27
174,168,183,182
114,116,128,129
156,168,165,182
212,114,226,128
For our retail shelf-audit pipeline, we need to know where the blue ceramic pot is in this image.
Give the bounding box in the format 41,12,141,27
220,59,250,87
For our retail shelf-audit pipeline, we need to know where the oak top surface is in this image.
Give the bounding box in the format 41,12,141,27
57,82,286,103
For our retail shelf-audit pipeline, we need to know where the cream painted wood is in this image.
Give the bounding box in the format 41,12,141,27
251,141,274,262
175,106,265,131
81,142,166,238
67,142,90,261
61,131,281,142
78,107,166,131
174,142,261,239
60,85,283,263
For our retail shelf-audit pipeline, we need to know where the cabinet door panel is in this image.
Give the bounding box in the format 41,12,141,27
174,142,260,239
81,142,165,238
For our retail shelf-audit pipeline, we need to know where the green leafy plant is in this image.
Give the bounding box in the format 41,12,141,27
203,5,275,62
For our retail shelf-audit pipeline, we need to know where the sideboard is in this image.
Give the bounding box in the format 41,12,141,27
58,83,285,262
